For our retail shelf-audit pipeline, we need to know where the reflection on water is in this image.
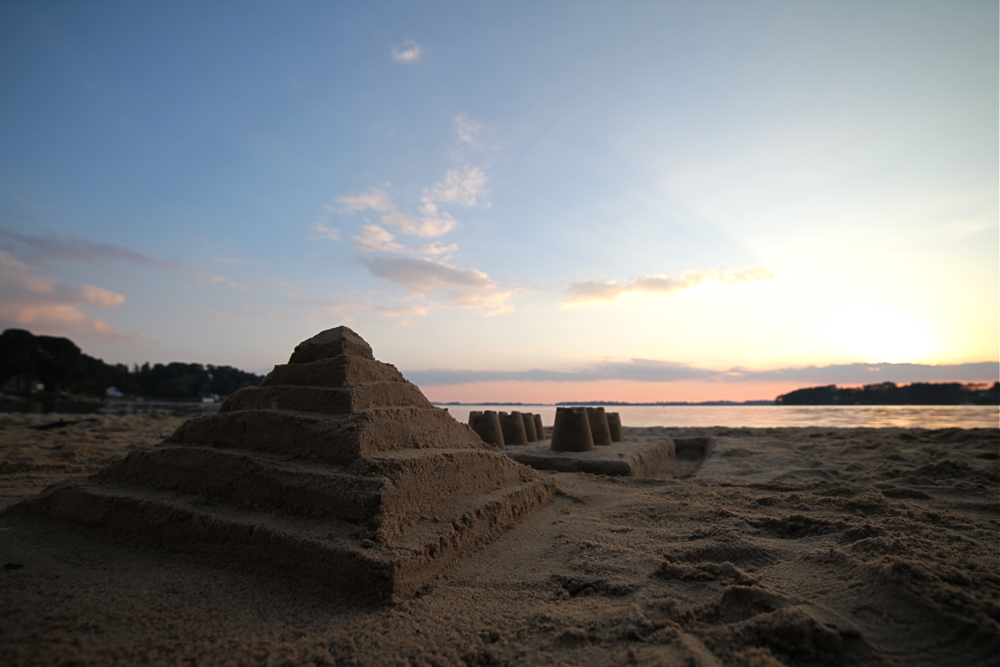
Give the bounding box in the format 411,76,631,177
438,404,1000,430
4,399,995,429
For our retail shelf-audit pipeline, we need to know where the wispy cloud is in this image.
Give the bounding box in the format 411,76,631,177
564,267,777,305
424,167,487,207
374,305,429,317
309,222,340,240
361,257,496,294
308,299,432,322
352,224,406,254
361,256,493,293
446,287,516,316
384,206,458,238
327,127,501,314
454,113,483,147
333,187,459,238
0,229,172,270
0,250,129,342
724,362,1000,385
132,331,159,344
406,359,716,386
403,360,1000,387
79,284,126,308
333,164,489,244
0,229,244,290
359,255,515,314
180,261,244,290
419,241,458,256
335,188,394,214
391,39,423,63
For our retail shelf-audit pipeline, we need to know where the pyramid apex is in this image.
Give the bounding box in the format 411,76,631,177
288,326,374,363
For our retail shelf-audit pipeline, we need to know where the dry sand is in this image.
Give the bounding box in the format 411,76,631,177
1,413,997,666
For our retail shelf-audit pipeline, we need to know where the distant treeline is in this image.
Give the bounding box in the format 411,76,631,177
0,329,263,401
775,381,999,406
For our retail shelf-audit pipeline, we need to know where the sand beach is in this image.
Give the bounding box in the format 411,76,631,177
1,409,997,666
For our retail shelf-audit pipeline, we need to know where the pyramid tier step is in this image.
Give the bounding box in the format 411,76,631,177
220,382,433,414
19,479,395,602
164,407,488,466
386,475,556,600
288,326,375,363
349,448,536,542
95,445,384,524
260,355,409,389
94,445,533,542
18,472,555,604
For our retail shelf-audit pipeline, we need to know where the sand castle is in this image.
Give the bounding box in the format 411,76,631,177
16,327,555,603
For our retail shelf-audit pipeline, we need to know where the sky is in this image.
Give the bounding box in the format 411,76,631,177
1,0,997,403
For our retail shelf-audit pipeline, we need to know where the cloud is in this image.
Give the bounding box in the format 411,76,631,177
0,229,169,269
0,250,54,294
334,188,459,238
309,221,341,240
373,305,429,317
360,256,516,314
132,331,160,344
383,206,458,237
564,267,777,305
454,113,483,147
352,224,406,254
0,229,243,290
351,224,458,257
180,261,244,290
79,284,126,308
418,241,458,256
0,251,129,342
334,166,488,244
728,362,1000,386
361,256,492,293
307,299,432,321
402,359,1000,387
424,167,487,207
446,288,515,316
405,359,716,386
391,39,423,63
333,188,394,214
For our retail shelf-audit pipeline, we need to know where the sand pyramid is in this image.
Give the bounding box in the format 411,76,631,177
18,327,555,603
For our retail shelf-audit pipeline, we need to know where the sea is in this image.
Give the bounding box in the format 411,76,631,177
4,400,997,430
437,404,1000,430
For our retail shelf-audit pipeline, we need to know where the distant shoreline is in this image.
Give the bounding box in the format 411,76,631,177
434,400,774,406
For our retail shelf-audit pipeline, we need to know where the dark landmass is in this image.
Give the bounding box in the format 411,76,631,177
0,329,263,402
776,381,999,406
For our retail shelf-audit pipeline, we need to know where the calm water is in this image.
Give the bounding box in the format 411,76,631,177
438,404,1000,430
12,400,994,430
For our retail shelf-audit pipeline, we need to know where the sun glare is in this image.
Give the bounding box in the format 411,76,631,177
825,308,936,364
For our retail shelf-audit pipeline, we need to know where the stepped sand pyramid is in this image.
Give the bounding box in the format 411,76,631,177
16,327,555,603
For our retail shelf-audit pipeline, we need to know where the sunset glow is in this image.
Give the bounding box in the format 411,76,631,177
1,2,996,402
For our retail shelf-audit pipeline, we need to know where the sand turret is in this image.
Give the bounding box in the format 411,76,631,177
17,327,555,603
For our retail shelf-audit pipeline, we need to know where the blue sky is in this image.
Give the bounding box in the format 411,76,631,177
1,1,997,402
